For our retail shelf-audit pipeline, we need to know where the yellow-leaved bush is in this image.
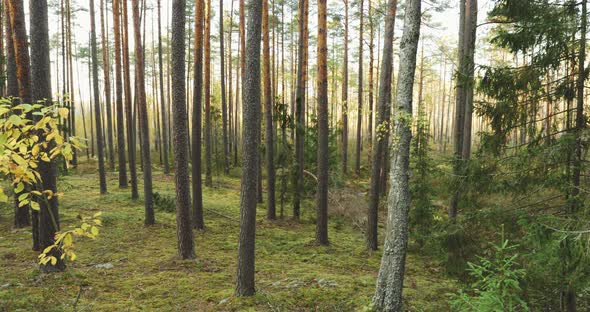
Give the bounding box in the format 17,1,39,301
0,98,100,266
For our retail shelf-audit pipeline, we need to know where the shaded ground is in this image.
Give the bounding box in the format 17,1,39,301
0,161,457,311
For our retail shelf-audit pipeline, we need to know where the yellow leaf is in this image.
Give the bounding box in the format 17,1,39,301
30,201,40,211
50,256,57,265
90,226,99,236
70,252,77,261
14,182,24,194
0,189,7,202
58,107,69,119
63,233,73,246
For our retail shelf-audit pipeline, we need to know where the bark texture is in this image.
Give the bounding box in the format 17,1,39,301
236,0,262,296
316,0,329,245
262,0,276,220
171,0,195,259
372,0,421,309
367,0,397,251
192,0,205,230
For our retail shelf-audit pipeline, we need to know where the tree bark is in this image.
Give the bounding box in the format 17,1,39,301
171,0,195,259
220,0,229,174
355,0,364,175
157,0,169,175
372,0,421,309
89,0,108,195
204,0,213,187
132,0,155,225
29,0,65,272
316,0,329,245
293,0,308,219
113,0,128,188
236,0,262,296
100,0,115,171
262,0,276,220
341,0,348,175
367,0,397,251
122,0,139,199
192,0,205,230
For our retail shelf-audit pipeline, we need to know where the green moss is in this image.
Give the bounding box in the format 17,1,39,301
0,161,457,311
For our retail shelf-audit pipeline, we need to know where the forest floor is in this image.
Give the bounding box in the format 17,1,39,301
0,160,458,311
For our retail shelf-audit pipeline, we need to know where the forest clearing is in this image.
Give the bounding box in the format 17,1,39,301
1,0,590,310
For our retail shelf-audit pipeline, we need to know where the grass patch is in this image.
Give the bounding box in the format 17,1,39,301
0,161,457,311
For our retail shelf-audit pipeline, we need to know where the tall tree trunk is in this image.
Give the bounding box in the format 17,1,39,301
461,0,477,159
366,0,397,252
89,0,107,193
316,0,329,245
6,0,30,231
367,0,374,165
220,0,229,174
29,0,66,272
100,0,115,170
171,0,195,259
122,0,139,199
293,0,308,219
192,0,205,230
204,0,213,186
236,0,262,296
132,0,155,225
341,0,348,175
4,0,16,99
113,0,128,188
355,0,364,175
262,0,276,220
372,0,420,309
157,0,169,174
450,0,476,219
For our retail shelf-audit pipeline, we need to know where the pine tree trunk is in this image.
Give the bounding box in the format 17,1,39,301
372,0,420,309
293,0,308,219
192,0,205,230
171,0,195,259
204,0,213,187
355,0,364,175
316,0,329,245
132,0,155,225
157,0,169,175
220,0,229,174
236,0,262,296
341,0,348,175
113,0,128,188
89,0,108,195
100,0,115,171
6,0,31,230
262,0,276,220
122,0,139,199
30,0,66,272
367,0,397,252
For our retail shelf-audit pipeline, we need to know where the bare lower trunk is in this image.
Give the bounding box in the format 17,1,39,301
372,0,421,309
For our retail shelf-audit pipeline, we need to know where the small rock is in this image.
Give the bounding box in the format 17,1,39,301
94,263,114,269
286,280,305,289
1,283,11,289
317,279,338,288
219,298,229,305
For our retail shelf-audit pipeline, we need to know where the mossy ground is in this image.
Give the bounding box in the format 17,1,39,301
0,160,457,311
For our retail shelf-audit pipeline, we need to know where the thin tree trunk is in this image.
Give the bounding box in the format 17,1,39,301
341,0,348,175
100,0,115,170
89,0,108,194
204,0,213,186
236,0,262,296
171,0,195,259
316,0,329,245
192,0,205,230
122,0,139,199
366,0,397,252
372,0,421,309
355,0,364,175
220,0,229,174
113,0,128,188
158,0,169,174
293,0,308,219
262,0,276,220
132,0,155,225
